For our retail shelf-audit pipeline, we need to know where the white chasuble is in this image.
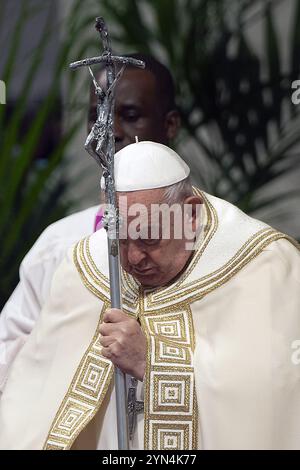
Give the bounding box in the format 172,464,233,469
0,191,300,450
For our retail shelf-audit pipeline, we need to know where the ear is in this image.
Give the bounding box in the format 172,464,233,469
183,195,203,235
164,110,181,141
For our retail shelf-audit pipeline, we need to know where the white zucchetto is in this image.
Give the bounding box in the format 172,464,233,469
113,141,190,191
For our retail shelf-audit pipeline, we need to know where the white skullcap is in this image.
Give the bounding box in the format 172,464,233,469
114,141,190,191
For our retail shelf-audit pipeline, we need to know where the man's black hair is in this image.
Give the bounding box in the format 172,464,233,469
93,52,176,115
123,53,176,114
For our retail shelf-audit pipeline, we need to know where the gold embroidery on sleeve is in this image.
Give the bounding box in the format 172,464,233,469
44,302,113,450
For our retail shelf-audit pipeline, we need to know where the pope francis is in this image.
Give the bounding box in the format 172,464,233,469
0,141,300,450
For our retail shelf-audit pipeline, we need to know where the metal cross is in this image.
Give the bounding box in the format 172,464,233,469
127,377,144,441
69,17,145,179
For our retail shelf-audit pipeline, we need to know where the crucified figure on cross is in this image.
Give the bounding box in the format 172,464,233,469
70,17,145,175
85,64,125,168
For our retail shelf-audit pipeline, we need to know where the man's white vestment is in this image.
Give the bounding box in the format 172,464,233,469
0,192,299,450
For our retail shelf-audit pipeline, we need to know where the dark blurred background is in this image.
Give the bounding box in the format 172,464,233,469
0,0,300,309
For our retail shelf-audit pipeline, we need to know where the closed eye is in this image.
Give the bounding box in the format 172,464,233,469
119,106,142,122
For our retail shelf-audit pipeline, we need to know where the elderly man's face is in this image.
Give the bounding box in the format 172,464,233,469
88,68,179,151
118,189,201,288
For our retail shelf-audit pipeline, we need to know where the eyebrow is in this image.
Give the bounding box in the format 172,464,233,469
117,104,142,111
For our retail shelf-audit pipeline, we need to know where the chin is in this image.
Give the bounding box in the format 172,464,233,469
137,274,173,289
115,141,130,153
134,274,161,288
115,144,123,153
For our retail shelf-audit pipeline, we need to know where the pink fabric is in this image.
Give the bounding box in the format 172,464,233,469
94,207,104,232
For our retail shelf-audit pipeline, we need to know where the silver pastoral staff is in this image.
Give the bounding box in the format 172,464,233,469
69,17,145,450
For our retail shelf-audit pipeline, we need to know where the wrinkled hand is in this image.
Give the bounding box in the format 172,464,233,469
99,308,146,381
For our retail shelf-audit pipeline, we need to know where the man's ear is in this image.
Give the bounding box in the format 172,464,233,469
183,195,203,234
164,110,181,141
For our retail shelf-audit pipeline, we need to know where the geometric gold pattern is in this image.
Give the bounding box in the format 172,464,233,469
150,422,193,450
152,373,193,413
43,304,113,450
140,305,198,450
147,312,190,343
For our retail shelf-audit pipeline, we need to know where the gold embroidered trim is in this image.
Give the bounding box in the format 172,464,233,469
73,238,109,303
85,237,110,292
43,302,113,450
146,230,297,309
149,226,273,303
140,302,198,450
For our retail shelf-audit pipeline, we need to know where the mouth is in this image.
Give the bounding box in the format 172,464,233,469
131,267,156,276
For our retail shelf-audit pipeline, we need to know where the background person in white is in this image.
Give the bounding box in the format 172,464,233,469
0,54,181,393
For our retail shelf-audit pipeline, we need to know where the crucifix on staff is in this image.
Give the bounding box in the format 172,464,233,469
70,17,145,451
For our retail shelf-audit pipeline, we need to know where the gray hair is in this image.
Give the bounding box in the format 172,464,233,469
162,176,193,204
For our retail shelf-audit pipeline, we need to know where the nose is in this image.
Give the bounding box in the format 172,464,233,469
127,242,146,267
